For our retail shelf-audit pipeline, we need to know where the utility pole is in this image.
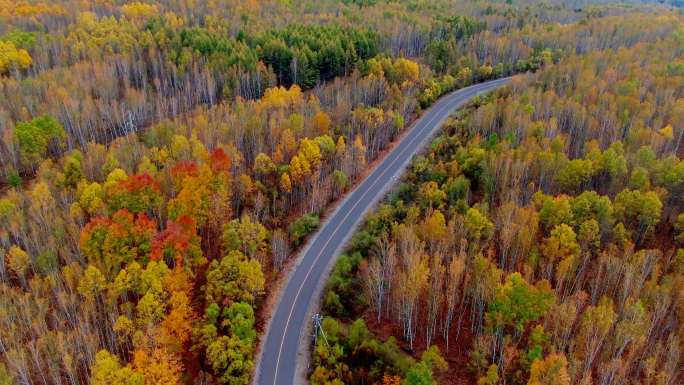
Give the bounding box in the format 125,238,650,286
312,313,329,346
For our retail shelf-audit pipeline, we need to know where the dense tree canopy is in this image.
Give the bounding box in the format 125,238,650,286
0,1,682,385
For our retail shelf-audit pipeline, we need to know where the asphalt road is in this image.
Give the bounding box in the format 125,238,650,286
255,77,511,385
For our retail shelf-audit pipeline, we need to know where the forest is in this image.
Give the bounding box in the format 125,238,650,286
313,9,684,385
0,1,681,385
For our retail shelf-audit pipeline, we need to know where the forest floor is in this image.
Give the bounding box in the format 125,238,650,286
364,308,477,385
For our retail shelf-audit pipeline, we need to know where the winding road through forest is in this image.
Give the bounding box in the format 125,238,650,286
255,76,512,385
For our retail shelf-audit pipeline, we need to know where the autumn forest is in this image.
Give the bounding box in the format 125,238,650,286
0,1,682,385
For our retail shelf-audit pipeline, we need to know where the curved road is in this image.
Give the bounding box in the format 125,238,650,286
255,77,511,385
